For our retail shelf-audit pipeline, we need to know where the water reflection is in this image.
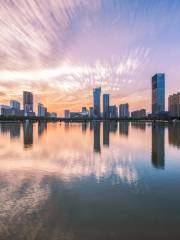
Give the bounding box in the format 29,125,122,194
0,121,180,239
110,121,118,133
103,121,110,146
82,122,88,133
93,121,101,153
168,123,180,148
0,122,21,139
119,121,129,136
38,121,47,137
131,121,146,131
151,123,165,169
23,121,33,149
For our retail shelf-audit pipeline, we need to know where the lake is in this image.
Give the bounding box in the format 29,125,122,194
0,121,180,240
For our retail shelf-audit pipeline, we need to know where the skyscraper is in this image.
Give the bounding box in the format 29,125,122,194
64,110,70,118
109,105,117,118
23,91,33,115
168,92,180,117
89,107,94,118
152,73,165,114
119,103,129,118
103,94,110,118
93,87,101,118
10,100,20,110
38,103,46,117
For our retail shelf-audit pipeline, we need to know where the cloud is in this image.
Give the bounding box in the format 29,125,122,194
0,0,180,113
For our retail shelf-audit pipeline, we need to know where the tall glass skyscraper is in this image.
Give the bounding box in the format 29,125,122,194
23,91,33,115
152,73,165,114
93,87,101,118
119,103,129,118
103,94,109,118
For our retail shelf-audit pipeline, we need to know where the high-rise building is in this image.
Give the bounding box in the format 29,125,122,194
93,87,101,118
131,109,146,119
109,105,117,118
103,94,110,118
64,110,70,118
23,91,33,115
119,103,129,118
0,105,11,116
82,107,87,112
50,112,57,118
81,107,88,117
168,92,180,117
10,100,20,110
89,107,94,118
38,103,46,117
152,73,165,114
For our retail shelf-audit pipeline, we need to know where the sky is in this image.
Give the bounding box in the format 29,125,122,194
0,0,180,115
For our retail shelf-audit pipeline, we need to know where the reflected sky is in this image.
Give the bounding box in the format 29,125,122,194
0,121,180,239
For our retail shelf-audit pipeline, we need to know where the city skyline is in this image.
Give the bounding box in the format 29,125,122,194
0,71,180,118
0,1,180,114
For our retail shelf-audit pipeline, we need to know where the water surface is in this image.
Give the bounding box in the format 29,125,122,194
0,121,180,240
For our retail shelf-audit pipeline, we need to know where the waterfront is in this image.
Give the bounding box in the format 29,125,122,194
0,121,180,240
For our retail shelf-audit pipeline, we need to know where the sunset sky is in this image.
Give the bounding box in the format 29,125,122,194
0,0,180,115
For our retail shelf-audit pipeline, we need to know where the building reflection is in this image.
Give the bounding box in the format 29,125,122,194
38,121,47,137
131,121,146,131
0,123,11,135
23,121,33,149
82,122,88,133
10,122,21,139
168,123,180,148
90,121,93,131
119,121,129,137
109,121,118,133
151,123,165,169
64,122,70,130
103,121,110,146
0,122,21,139
93,121,101,153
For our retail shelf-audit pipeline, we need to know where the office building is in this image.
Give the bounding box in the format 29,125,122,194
152,73,165,114
81,107,88,116
93,87,101,118
23,91,33,116
10,100,20,110
119,103,129,118
82,107,87,112
131,109,146,119
0,105,11,116
38,103,46,117
89,107,94,118
168,92,180,117
64,110,70,118
109,105,118,118
103,94,110,118
50,112,57,118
